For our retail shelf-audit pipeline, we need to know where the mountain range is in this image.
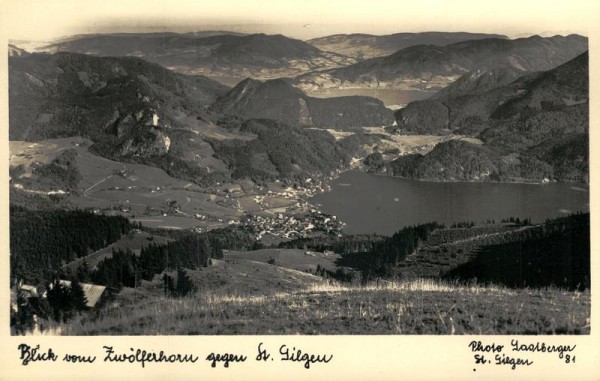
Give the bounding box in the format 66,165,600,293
307,32,508,60
297,35,588,92
9,31,590,185
31,32,588,95
39,33,356,85
9,51,380,185
9,51,234,183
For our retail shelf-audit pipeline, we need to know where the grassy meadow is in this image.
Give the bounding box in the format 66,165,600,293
59,279,590,335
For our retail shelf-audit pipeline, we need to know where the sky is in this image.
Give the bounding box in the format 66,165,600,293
0,0,596,42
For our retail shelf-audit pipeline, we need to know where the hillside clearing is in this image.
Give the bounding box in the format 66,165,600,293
64,229,172,271
224,248,340,272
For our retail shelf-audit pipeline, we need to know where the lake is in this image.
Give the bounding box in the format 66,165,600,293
312,171,590,235
308,88,434,108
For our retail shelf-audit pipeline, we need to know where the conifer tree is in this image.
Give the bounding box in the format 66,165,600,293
47,278,72,322
70,280,88,310
175,268,195,297
163,273,176,297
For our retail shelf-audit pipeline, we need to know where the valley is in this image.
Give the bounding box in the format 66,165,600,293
7,28,591,337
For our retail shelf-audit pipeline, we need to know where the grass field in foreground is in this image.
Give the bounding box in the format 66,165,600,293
61,279,590,335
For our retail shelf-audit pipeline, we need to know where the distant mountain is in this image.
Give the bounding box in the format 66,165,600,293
40,33,356,85
389,52,589,182
50,31,247,43
297,35,588,92
211,78,394,129
307,32,508,60
212,78,310,125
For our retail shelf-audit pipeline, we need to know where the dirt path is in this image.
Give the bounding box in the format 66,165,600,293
83,175,113,197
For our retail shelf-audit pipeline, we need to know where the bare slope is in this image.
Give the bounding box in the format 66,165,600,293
224,248,340,273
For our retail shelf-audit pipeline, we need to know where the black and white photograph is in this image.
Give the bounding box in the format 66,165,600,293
1,1,599,378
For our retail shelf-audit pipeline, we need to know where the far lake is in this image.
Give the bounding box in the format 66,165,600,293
308,88,434,108
312,171,590,235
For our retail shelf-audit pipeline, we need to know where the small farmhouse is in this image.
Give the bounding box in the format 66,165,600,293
58,280,109,309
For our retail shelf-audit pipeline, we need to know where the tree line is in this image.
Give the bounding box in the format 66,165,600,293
279,233,386,255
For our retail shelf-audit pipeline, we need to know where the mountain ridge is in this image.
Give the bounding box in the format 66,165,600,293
39,32,357,85
307,31,509,60
297,34,588,92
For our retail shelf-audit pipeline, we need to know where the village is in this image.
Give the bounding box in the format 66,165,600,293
187,176,345,239
220,175,346,240
239,210,345,240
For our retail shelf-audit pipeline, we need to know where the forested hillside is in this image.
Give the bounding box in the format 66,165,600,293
388,52,589,182
210,118,375,182
389,140,497,181
282,213,589,290
10,207,258,289
444,214,590,290
10,206,134,284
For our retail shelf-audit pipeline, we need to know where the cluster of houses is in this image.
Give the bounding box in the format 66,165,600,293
240,211,345,240
287,177,333,198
